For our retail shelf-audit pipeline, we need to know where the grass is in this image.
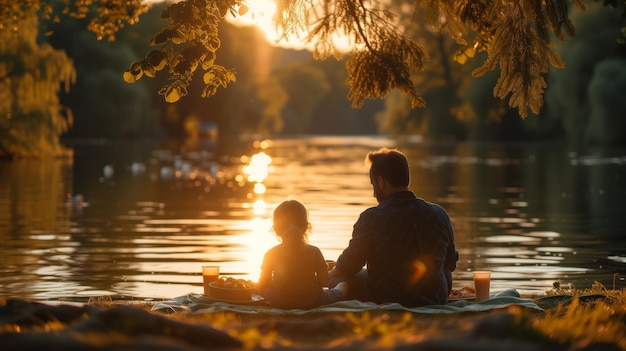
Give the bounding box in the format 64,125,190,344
531,281,626,350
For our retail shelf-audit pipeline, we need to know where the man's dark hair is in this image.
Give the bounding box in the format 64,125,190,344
366,148,410,187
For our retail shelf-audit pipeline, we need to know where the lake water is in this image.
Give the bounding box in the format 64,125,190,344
1,136,625,302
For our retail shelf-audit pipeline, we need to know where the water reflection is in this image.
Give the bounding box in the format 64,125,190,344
0,137,625,302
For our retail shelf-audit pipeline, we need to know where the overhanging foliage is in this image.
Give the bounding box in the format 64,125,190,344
1,0,624,120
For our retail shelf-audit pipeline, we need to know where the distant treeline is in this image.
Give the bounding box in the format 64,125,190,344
44,2,626,145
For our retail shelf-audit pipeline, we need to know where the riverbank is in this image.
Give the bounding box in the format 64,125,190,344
1,284,625,350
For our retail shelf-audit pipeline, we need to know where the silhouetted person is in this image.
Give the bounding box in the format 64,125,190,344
258,200,348,309
329,148,459,307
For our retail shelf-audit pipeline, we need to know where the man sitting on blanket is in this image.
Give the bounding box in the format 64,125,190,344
329,148,459,307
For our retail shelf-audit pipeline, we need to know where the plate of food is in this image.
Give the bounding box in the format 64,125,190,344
206,277,264,304
448,286,476,301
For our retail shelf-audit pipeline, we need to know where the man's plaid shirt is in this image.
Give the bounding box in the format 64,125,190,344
336,190,459,307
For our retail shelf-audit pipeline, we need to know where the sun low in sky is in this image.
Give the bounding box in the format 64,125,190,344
232,0,354,51
230,0,285,44
150,0,352,51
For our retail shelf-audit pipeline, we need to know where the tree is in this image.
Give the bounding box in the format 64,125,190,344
0,0,148,157
1,0,624,135
119,0,611,119
0,12,75,158
155,20,290,137
308,58,380,135
543,2,626,146
45,15,165,138
275,63,330,133
375,4,472,139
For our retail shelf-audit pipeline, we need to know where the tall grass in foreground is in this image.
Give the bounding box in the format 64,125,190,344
531,281,626,350
533,296,626,349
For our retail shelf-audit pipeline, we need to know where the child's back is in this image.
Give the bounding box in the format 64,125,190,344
260,243,328,309
257,200,347,309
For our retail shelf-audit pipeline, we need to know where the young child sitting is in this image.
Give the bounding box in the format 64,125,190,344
257,200,348,309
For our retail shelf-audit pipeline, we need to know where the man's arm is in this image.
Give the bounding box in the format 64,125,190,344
334,211,374,275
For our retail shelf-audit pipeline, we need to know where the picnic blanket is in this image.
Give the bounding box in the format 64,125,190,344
152,289,544,315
